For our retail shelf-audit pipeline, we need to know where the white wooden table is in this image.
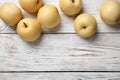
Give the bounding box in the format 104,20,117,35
0,0,120,80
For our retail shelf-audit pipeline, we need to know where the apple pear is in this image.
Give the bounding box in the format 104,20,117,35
17,18,41,42
19,0,42,13
37,5,61,29
74,14,97,38
0,2,22,26
100,0,120,25
60,0,82,16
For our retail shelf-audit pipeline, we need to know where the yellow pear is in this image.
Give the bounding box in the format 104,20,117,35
0,3,22,26
37,5,61,29
17,18,41,42
100,0,120,25
19,0,42,13
74,14,97,37
60,0,82,16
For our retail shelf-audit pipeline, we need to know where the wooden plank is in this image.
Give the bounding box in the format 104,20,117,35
0,34,120,71
0,72,120,80
0,0,120,33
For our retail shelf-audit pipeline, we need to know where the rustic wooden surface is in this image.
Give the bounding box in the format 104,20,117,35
0,34,120,71
0,0,120,80
0,72,120,80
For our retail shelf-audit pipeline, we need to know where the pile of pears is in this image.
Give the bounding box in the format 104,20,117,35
0,0,120,42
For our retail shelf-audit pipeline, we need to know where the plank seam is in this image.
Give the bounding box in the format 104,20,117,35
0,71,120,73
0,32,120,34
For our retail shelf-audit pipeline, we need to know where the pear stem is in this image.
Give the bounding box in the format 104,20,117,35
83,26,87,29
116,18,120,22
23,22,27,28
83,26,86,28
72,0,75,3
37,0,39,4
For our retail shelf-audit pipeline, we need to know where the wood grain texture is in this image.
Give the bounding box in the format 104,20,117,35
0,0,120,33
0,34,120,71
0,0,120,75
0,73,120,80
